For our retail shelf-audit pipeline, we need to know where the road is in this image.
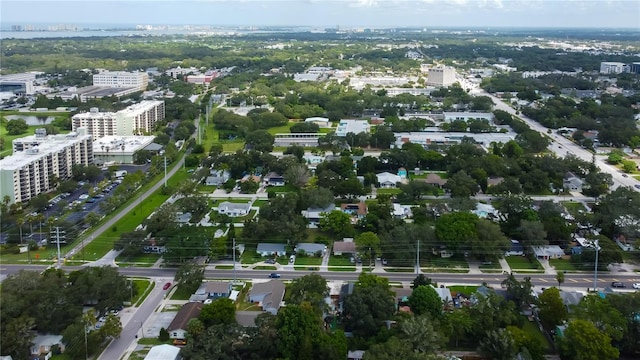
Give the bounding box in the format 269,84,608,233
3,264,639,291
470,88,640,191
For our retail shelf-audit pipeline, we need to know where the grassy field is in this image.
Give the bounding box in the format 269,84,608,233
266,122,294,135
549,258,579,272
448,285,479,296
427,256,469,269
132,279,154,307
521,318,552,351
294,256,322,266
0,113,71,157
376,188,402,195
506,256,543,270
170,286,193,301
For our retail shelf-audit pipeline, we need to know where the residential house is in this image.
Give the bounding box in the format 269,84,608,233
473,203,499,219
505,240,525,257
376,172,403,188
175,212,192,224
218,202,251,217
434,286,453,305
393,287,413,304
295,243,327,256
347,350,365,360
304,117,330,128
31,335,64,359
487,177,504,188
333,239,357,256
256,243,287,257
563,172,584,192
205,169,230,186
265,172,285,187
559,290,584,312
193,281,232,300
392,203,412,219
532,245,565,260
144,344,181,360
302,204,336,226
341,202,368,223
167,302,204,340
249,280,286,315
425,173,447,188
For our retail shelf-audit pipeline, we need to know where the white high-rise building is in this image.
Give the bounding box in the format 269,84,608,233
599,62,626,74
426,65,457,87
93,71,149,91
72,100,165,141
0,128,93,204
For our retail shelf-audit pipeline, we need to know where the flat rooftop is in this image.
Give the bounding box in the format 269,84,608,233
93,135,155,154
0,133,91,171
56,86,137,97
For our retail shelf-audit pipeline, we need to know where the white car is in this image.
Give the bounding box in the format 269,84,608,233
633,283,640,290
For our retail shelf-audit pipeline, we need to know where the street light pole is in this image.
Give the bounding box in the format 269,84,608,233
593,239,599,292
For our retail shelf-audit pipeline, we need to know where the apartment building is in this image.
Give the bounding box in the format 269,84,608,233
72,100,165,141
0,128,93,204
93,71,149,91
599,62,626,74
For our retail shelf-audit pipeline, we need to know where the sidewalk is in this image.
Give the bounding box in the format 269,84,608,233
538,259,557,275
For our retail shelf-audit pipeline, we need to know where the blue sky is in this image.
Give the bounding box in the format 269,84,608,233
1,0,639,29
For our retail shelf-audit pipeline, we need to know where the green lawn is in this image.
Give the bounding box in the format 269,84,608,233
561,201,586,215
240,247,265,264
266,122,294,135
506,256,543,270
427,256,469,269
265,184,298,194
294,256,322,266
0,114,71,157
170,286,193,300
549,258,579,272
448,285,479,296
521,317,552,351
130,279,153,306
376,188,402,195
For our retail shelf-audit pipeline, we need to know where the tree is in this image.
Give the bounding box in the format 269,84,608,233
6,119,29,135
572,295,627,342
583,171,613,198
245,130,275,152
507,326,545,360
284,144,305,161
285,273,329,313
363,337,447,360
275,303,322,360
355,231,381,259
99,313,123,339
319,210,354,239
474,218,510,261
174,262,204,294
556,272,565,289
239,178,259,194
0,316,36,359
444,308,473,348
411,274,433,289
478,329,517,360
400,315,447,354
199,298,236,327
435,212,479,252
519,220,548,248
558,319,619,360
284,164,311,188
342,274,395,338
501,274,535,308
300,187,335,209
408,285,443,318
444,170,479,197
537,287,567,331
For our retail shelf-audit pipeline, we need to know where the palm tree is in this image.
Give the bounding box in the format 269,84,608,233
36,213,45,237
556,271,565,290
47,217,55,236
16,217,24,245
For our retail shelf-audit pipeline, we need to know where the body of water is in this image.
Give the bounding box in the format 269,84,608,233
4,115,56,125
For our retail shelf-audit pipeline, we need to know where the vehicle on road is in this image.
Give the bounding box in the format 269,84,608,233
635,185,640,189
611,281,626,288
269,273,281,278
633,283,640,289
622,174,628,177
163,282,172,290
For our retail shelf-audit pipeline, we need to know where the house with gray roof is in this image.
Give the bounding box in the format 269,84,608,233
532,245,564,259
206,169,230,186
333,239,357,256
249,280,286,315
302,204,336,226
218,201,251,217
563,172,584,192
193,281,232,300
295,243,327,256
256,243,287,257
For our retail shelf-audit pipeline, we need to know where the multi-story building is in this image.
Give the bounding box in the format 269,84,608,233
599,62,626,74
443,111,494,123
92,71,149,91
0,128,93,204
71,100,165,141
629,62,640,74
393,131,515,149
426,65,457,87
335,120,371,137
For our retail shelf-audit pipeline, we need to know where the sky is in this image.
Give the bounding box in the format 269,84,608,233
1,0,639,29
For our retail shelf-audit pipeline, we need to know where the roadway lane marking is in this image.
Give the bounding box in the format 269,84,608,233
569,279,578,283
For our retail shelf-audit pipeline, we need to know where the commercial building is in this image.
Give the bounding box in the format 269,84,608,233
92,71,148,91
50,86,138,102
393,131,516,148
274,133,325,147
72,100,165,140
599,62,626,74
629,62,640,74
443,111,494,123
0,128,93,204
335,120,370,137
426,65,457,87
92,135,156,164
0,72,38,95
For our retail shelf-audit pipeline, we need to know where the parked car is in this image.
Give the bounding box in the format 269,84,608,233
611,281,626,288
269,273,281,278
632,283,640,289
163,282,172,290
173,339,187,346
622,174,628,177
265,259,276,264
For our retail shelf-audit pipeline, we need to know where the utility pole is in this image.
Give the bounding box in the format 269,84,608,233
232,238,237,284
56,227,62,268
416,239,420,274
84,323,88,360
593,239,599,292
163,156,167,187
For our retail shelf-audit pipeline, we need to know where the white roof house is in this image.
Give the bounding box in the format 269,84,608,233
376,172,403,188
144,344,181,360
304,117,330,128
532,245,564,259
335,120,370,137
217,202,251,217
